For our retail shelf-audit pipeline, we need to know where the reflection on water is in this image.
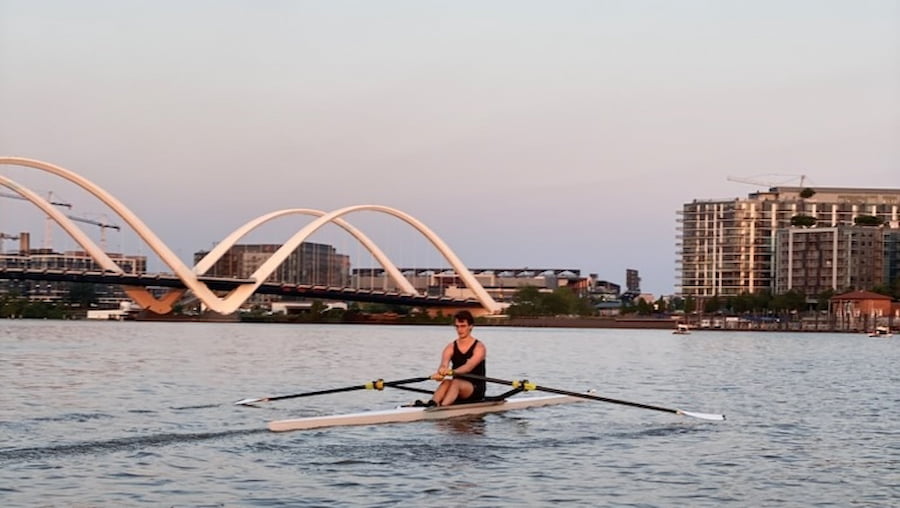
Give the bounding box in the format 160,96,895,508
1,321,897,507
433,415,487,435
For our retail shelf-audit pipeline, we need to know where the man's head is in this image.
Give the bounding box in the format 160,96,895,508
453,310,474,326
453,310,474,337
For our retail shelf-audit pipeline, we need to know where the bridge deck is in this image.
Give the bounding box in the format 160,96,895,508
0,267,482,307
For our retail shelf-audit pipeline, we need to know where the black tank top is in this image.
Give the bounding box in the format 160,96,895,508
452,339,486,402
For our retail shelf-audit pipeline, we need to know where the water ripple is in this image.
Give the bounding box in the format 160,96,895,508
2,322,897,507
0,428,266,463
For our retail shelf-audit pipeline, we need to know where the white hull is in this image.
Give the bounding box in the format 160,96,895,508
268,394,585,432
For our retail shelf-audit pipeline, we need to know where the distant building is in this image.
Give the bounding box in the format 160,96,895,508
885,229,900,288
194,242,350,306
590,277,621,301
351,267,583,302
625,269,641,293
830,290,897,331
774,225,885,296
678,186,900,299
594,300,622,316
622,269,641,301
0,232,147,307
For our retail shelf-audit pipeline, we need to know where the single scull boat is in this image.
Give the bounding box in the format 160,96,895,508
238,374,725,432
268,393,586,432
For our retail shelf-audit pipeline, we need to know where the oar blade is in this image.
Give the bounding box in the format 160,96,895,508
678,410,726,421
234,397,266,406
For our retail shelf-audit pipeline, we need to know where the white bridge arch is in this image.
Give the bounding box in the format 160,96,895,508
0,157,502,315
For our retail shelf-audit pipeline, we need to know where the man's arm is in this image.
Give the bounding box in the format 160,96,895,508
434,343,454,378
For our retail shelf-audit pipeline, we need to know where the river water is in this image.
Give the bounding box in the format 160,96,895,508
1,320,897,506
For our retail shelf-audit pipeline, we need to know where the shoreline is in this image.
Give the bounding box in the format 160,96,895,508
122,313,885,333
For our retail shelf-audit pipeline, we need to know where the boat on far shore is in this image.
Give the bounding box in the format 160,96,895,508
869,326,893,338
673,323,691,335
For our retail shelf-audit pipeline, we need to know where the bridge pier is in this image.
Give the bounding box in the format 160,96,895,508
424,306,500,319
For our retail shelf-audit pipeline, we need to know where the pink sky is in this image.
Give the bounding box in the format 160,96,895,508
1,0,898,294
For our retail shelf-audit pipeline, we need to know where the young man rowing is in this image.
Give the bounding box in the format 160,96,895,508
418,310,487,407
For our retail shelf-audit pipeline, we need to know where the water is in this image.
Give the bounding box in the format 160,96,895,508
1,321,897,507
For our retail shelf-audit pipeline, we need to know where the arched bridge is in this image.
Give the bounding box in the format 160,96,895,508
0,157,502,315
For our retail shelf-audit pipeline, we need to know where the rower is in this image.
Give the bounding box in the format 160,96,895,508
418,310,487,407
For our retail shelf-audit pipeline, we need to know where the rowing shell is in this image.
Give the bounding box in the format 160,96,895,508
268,393,586,432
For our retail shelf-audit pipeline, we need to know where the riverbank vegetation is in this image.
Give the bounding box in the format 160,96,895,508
0,286,91,319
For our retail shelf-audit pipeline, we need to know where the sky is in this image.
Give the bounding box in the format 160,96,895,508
1,0,898,296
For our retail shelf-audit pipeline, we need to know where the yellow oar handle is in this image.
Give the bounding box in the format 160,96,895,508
511,380,537,391
364,379,386,391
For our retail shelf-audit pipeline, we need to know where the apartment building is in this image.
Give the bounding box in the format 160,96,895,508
774,226,884,296
194,242,350,287
677,186,900,299
885,230,900,287
192,242,349,307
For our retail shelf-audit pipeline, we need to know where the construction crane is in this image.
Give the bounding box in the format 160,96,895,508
0,232,18,253
727,174,809,189
0,191,119,251
0,191,73,208
66,215,120,252
0,190,73,249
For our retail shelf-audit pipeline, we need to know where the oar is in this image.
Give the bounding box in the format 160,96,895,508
455,373,725,421
384,385,434,395
234,376,430,406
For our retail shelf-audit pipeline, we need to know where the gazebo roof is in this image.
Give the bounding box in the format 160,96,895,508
830,290,892,301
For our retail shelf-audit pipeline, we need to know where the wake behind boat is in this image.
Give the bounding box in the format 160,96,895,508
268,393,585,432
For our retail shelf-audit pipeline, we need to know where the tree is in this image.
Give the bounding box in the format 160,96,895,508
683,297,696,313
853,215,883,226
21,301,65,319
66,282,98,308
703,295,722,313
772,289,806,312
799,188,816,199
816,289,835,311
870,284,893,298
655,296,668,313
790,214,816,227
753,291,774,311
507,286,542,317
543,288,572,315
635,298,654,315
730,292,758,313
507,286,595,317
1,294,27,318
560,288,595,316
